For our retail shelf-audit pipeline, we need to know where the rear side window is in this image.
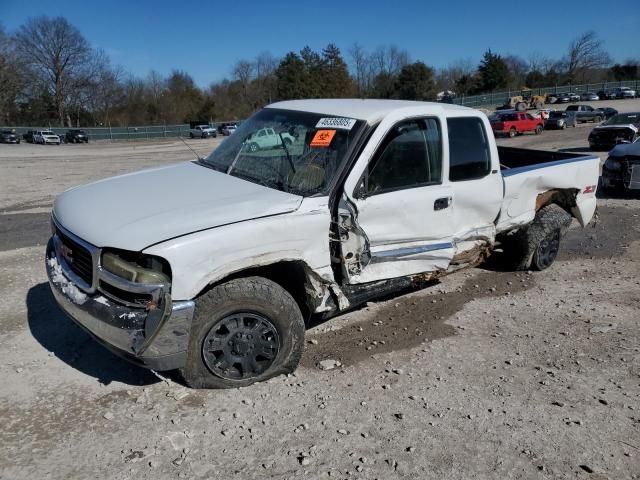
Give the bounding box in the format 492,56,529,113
447,117,491,182
365,118,442,195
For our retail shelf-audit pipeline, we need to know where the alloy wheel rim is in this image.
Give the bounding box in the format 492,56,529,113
202,312,280,381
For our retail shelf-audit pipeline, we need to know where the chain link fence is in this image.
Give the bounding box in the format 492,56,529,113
0,122,239,142
2,79,639,139
453,79,640,109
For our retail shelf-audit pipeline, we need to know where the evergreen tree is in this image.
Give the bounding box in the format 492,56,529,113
275,52,308,100
320,43,354,97
394,61,435,100
477,50,511,92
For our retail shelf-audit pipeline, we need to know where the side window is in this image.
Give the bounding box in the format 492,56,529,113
447,117,491,182
526,113,534,120
364,118,442,195
257,130,266,137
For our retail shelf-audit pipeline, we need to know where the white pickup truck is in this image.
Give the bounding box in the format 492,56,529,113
46,99,599,388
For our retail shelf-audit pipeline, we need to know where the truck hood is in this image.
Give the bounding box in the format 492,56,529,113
53,162,303,251
592,124,639,133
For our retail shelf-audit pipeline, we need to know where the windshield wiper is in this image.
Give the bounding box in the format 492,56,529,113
278,132,296,173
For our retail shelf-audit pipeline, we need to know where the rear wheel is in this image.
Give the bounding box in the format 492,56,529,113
180,277,305,389
248,142,259,152
509,127,517,138
189,133,194,139
594,115,602,123
502,204,573,271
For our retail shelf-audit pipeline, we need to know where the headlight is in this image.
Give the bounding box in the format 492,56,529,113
604,158,622,171
102,251,170,285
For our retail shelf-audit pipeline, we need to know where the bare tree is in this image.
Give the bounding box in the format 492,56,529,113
436,58,475,91
564,31,611,83
348,42,369,97
0,26,25,124
14,16,92,126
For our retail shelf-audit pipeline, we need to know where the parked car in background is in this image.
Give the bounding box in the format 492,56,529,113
595,107,618,120
0,129,20,144
221,124,237,136
490,111,544,137
544,111,576,129
588,112,640,151
34,130,61,145
565,105,602,123
552,93,571,104
22,130,35,143
189,125,217,138
612,87,636,99
597,89,617,100
66,129,89,143
568,92,581,102
601,140,640,195
580,92,599,101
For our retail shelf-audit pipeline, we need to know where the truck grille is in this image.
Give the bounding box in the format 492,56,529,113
56,228,94,285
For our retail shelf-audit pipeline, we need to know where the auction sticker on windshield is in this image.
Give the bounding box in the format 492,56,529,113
316,117,357,130
310,129,336,147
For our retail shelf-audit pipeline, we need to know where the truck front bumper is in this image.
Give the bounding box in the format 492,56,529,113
46,239,194,371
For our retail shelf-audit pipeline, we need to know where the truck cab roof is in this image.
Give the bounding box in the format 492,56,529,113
266,99,473,124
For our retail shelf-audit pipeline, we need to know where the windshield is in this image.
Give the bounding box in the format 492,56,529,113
604,113,640,125
200,108,364,196
549,112,566,118
42,131,55,135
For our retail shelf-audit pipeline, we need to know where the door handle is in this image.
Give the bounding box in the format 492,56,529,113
434,197,451,211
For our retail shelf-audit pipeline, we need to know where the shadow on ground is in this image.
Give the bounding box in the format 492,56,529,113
26,282,160,387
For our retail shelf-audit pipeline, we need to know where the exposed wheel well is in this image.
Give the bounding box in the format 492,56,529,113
535,188,578,217
198,261,314,323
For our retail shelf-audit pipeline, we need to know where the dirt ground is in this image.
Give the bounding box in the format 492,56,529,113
1,99,639,480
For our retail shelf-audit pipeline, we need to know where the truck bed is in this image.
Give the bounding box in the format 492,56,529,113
496,146,600,233
498,146,591,173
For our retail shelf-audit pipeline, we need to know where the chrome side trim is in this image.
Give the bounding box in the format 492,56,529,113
373,242,454,259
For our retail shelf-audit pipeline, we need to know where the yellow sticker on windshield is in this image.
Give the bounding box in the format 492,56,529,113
310,129,336,147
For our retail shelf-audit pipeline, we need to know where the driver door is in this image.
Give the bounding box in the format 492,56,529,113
340,116,456,284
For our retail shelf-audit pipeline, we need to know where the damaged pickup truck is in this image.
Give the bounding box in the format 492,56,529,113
46,99,600,388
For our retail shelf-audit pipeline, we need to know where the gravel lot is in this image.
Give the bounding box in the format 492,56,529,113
1,99,639,479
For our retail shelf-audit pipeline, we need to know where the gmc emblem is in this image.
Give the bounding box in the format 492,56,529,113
59,243,73,264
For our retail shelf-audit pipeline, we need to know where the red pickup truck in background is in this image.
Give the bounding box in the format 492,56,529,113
490,111,544,137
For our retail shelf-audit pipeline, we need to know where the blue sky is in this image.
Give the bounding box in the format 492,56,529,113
2,0,638,87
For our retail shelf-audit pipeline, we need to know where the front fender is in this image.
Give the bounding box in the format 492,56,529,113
143,197,334,300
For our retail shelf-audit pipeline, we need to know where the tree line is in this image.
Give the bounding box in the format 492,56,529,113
0,17,638,127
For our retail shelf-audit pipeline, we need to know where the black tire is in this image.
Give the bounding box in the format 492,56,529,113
535,125,543,135
503,204,573,271
249,142,259,152
562,122,567,129
189,133,194,139
180,276,305,389
515,102,526,112
509,127,517,138
594,115,602,123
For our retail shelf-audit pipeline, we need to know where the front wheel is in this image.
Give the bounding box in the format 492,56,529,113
248,142,259,152
594,115,602,123
180,277,305,389
189,133,194,139
535,125,543,135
